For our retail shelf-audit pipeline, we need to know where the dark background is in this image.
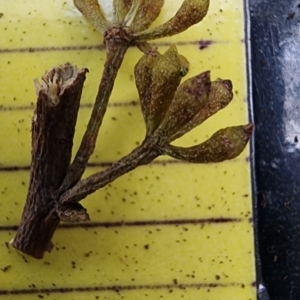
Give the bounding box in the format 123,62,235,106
249,0,300,299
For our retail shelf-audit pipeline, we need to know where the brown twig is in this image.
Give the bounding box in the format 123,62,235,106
60,28,132,192
12,64,88,258
60,136,159,204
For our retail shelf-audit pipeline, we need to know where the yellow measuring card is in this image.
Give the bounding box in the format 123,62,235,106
0,0,256,299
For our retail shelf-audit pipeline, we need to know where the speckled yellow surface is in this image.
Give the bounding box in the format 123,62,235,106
0,0,256,299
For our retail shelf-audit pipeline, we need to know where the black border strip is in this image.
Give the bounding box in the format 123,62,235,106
243,1,265,300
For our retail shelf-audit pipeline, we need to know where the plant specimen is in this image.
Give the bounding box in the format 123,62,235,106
11,0,253,259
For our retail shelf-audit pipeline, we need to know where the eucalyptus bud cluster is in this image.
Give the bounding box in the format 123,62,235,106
74,0,210,43
134,46,253,163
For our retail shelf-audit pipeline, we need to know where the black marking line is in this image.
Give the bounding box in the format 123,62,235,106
0,44,105,54
0,101,140,112
0,40,215,54
0,282,248,296
0,218,242,232
0,166,30,171
0,157,244,173
0,160,176,172
60,217,243,229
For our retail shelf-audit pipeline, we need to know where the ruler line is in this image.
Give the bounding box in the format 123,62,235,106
0,101,139,112
0,282,248,296
0,218,242,232
0,40,217,54
0,157,244,173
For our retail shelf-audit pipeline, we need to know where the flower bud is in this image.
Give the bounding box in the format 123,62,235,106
74,0,109,34
134,46,184,135
124,0,164,31
134,53,157,126
156,71,211,140
169,78,233,141
160,124,254,163
135,0,209,40
113,0,131,24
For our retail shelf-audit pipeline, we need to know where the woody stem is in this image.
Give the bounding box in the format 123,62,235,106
60,27,131,192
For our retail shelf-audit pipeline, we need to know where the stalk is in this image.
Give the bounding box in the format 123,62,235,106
61,137,158,203
60,28,131,192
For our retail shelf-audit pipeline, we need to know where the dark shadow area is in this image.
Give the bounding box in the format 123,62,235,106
250,0,300,299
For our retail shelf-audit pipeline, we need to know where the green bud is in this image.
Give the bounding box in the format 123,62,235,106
134,0,209,40
124,0,164,31
113,0,131,24
169,78,233,141
160,124,253,163
148,45,183,134
156,71,211,140
134,53,158,127
74,0,110,34
134,46,184,135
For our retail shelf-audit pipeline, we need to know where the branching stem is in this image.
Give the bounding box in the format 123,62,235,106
60,28,131,192
61,137,159,203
